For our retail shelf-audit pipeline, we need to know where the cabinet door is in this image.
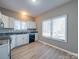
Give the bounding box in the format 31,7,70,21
2,15,10,28
35,33,38,41
15,34,29,47
0,12,2,19
30,21,36,29
26,21,36,29
16,35,23,46
22,34,29,44
9,17,15,28
10,35,16,49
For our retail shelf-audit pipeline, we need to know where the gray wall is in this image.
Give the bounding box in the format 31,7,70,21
35,0,78,53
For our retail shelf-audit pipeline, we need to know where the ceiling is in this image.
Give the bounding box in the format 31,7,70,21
0,0,72,17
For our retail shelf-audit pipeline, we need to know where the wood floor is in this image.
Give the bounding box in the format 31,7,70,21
12,41,78,59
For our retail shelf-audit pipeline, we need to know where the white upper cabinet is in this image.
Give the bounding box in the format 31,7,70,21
0,11,36,29
30,21,36,29
2,15,10,28
9,17,15,28
14,20,36,30
21,21,27,30
0,12,2,19
14,19,21,30
26,21,36,29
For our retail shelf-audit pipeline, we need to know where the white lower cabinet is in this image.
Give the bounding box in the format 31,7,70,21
11,34,29,49
22,34,29,44
16,34,29,47
35,33,38,41
16,35,23,46
10,35,16,49
9,17,15,28
10,33,38,49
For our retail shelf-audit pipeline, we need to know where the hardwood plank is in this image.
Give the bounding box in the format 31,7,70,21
12,41,78,59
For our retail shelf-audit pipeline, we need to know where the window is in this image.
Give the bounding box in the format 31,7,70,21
52,15,67,41
42,15,67,42
42,20,51,37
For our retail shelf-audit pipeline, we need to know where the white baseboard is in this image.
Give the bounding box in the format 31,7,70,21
38,40,78,57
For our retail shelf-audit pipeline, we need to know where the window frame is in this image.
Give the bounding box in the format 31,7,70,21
52,15,67,42
42,19,52,38
42,15,67,42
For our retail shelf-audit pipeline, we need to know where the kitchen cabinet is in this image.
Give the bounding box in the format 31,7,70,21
16,35,23,46
10,34,29,49
35,33,38,41
14,19,21,30
22,34,29,44
21,21,27,30
29,21,36,29
10,33,38,49
10,35,16,49
0,12,2,19
26,21,36,29
2,15,10,28
9,17,15,28
16,34,29,47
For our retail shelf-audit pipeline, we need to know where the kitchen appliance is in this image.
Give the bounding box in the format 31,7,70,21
29,33,35,43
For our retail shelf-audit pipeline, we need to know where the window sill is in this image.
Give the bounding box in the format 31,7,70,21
42,36,67,43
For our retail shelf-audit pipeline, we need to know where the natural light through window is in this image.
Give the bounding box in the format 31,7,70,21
42,15,67,42
52,15,67,41
42,20,51,37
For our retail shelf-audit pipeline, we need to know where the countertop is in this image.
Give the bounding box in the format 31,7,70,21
0,30,38,36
